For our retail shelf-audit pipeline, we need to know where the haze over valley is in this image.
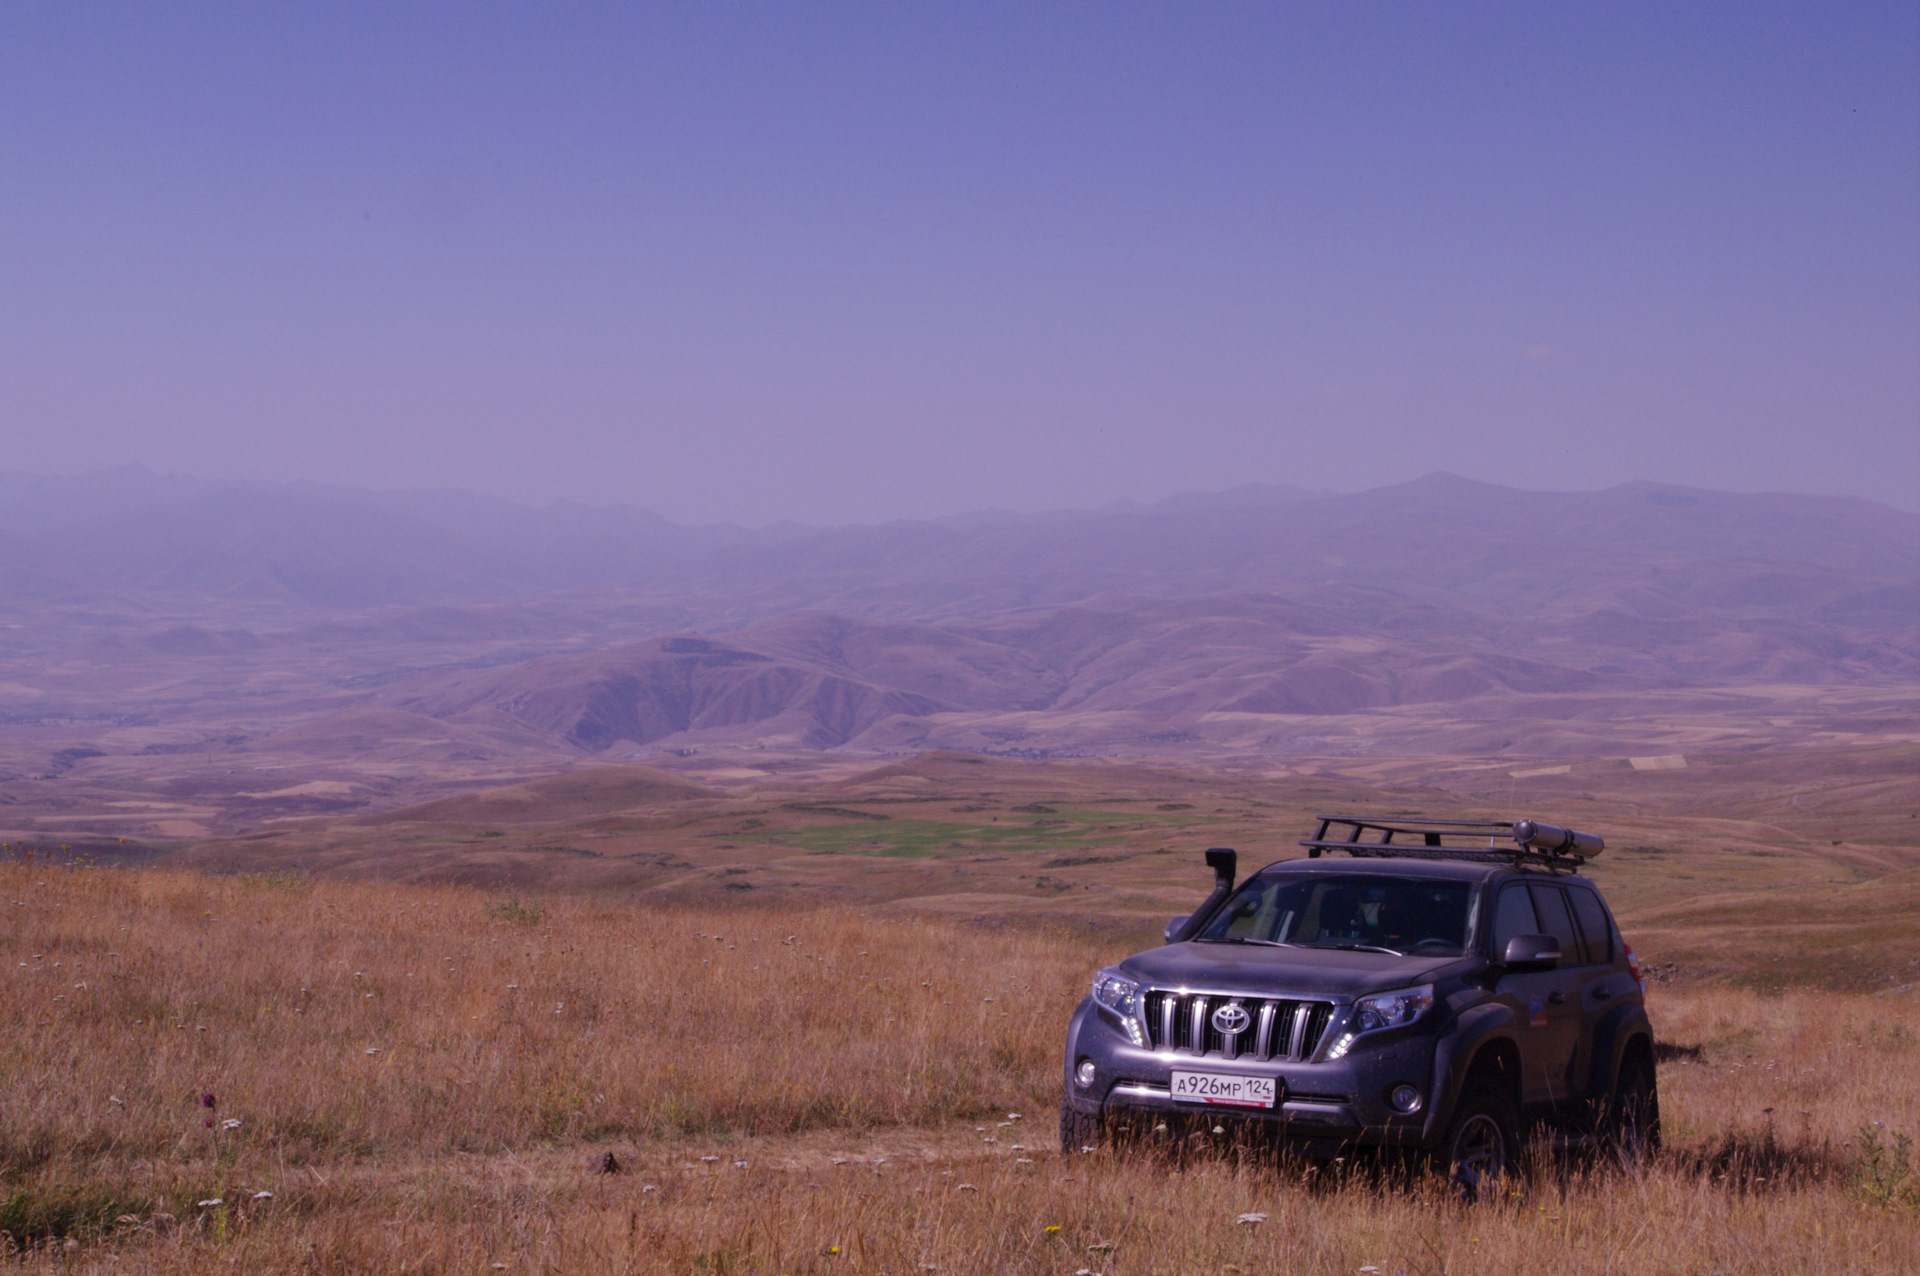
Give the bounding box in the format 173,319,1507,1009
0,465,1910,849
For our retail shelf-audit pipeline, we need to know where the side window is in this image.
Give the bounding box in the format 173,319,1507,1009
1528,884,1583,963
1490,885,1538,954
1567,886,1614,965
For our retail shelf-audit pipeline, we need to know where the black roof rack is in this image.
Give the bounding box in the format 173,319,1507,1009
1299,815,1601,873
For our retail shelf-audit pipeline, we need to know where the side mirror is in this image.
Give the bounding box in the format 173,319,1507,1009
1502,934,1562,971
1164,914,1191,944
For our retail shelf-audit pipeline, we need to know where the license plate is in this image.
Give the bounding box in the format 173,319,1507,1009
1169,1071,1278,1109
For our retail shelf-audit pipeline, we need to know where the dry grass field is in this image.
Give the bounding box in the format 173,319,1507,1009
4,858,1918,1273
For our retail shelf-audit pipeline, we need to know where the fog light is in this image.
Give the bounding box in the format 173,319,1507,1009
1389,1084,1423,1114
1075,1058,1098,1089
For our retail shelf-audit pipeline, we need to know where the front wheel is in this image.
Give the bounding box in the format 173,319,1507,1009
1060,1097,1102,1155
1441,1080,1519,1200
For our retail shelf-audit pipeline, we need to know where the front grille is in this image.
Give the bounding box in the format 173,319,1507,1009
1141,991,1335,1062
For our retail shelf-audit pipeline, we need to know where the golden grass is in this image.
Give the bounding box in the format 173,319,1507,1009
4,860,1918,1272
0,864,1080,1162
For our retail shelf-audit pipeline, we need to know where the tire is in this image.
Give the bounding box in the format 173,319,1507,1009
1441,1079,1520,1200
1607,1051,1661,1165
1060,1097,1103,1155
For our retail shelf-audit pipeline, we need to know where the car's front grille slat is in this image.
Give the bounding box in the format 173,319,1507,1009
1141,990,1336,1063
1287,1002,1310,1058
1254,1001,1277,1061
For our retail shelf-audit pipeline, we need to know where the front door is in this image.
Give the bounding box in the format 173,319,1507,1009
1488,882,1584,1110
1525,883,1592,1105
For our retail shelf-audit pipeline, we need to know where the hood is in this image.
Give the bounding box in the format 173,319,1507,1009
1119,942,1470,1000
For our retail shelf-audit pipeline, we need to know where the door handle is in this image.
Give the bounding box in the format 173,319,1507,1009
1592,987,1612,1001
1547,991,1567,1005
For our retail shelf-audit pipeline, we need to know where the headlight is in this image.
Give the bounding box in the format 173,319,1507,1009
1323,985,1433,1060
1352,985,1433,1033
1089,968,1146,1045
1091,967,1140,1018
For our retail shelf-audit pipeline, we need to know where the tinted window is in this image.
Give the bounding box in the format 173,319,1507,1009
1528,884,1582,962
1490,884,1538,954
1567,886,1614,965
1199,874,1475,956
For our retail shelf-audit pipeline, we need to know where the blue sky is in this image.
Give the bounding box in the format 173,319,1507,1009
2,3,1914,522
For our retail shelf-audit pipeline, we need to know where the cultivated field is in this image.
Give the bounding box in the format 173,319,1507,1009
3,860,1917,1273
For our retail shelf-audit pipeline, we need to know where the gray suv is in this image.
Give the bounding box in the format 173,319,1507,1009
1060,817,1657,1193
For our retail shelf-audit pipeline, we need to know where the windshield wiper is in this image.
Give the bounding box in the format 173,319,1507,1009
1314,942,1406,956
1199,936,1291,947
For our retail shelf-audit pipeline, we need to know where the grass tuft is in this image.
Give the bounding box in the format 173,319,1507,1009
482,895,545,924
1851,1124,1920,1207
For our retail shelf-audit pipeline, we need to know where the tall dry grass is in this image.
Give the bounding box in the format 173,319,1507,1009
12,1137,1920,1274
3,859,1918,1272
0,862,1088,1164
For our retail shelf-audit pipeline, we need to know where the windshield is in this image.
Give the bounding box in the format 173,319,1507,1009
1195,873,1476,957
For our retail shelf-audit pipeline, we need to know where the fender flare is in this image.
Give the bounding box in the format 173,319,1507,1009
1422,1001,1520,1144
1587,1000,1656,1101
1063,998,1094,1075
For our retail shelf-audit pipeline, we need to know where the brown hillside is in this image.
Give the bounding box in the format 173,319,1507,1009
365,764,720,825
377,633,949,751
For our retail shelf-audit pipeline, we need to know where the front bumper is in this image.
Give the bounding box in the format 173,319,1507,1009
1063,998,1443,1150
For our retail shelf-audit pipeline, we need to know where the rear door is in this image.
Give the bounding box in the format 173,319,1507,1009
1564,882,1629,1092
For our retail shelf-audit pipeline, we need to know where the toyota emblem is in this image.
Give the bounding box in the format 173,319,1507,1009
1211,1002,1251,1035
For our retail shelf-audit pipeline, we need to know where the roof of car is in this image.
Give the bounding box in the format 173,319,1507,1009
1253,855,1508,882
1252,857,1606,896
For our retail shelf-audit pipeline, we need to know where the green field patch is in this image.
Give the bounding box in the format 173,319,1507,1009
741,805,1221,855
755,820,1082,857
782,803,891,821
1049,805,1226,827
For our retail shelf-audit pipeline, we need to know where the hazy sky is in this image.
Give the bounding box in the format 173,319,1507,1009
2,4,1915,524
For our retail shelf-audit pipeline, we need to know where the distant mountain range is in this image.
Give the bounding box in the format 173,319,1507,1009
0,466,794,604
0,466,1913,759
0,466,1327,607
